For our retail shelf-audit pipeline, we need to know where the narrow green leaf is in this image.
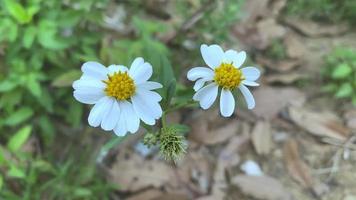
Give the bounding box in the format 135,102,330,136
8,165,26,178
23,26,37,48
332,63,352,79
335,83,353,98
3,0,31,24
4,107,34,126
0,174,3,190
52,70,81,87
7,125,32,152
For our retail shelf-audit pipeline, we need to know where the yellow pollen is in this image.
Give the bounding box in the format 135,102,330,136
214,62,244,90
103,72,135,100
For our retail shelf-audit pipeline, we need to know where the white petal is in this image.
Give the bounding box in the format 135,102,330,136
114,103,127,136
200,44,224,69
120,101,140,133
187,67,214,81
239,85,255,109
137,81,162,90
72,78,105,90
242,80,260,87
73,90,105,104
81,61,108,80
193,78,208,91
88,97,113,127
220,89,235,117
241,67,260,81
131,92,162,125
193,83,218,109
224,50,246,68
131,62,153,84
108,65,128,75
130,57,144,72
136,88,162,102
101,100,120,131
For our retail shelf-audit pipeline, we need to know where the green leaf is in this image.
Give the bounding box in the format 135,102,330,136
26,74,42,98
52,70,81,87
0,80,18,92
8,165,25,178
0,18,18,42
37,20,68,50
7,125,32,152
0,174,3,190
74,188,92,197
23,26,37,48
332,63,352,79
4,107,34,126
3,0,31,24
335,83,353,98
170,124,190,134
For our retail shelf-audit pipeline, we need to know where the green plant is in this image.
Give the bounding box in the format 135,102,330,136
284,0,356,24
322,47,356,105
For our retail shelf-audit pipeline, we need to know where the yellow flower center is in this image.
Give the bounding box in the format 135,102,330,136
103,71,135,100
214,63,244,90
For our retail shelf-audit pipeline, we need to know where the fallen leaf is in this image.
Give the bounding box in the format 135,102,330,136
265,73,307,84
256,18,286,43
252,86,306,119
256,55,302,72
283,139,314,188
251,120,272,155
231,175,293,200
284,32,306,59
108,150,178,192
288,106,350,141
189,109,239,145
177,150,212,195
127,189,163,200
344,109,356,130
284,18,349,37
212,134,250,198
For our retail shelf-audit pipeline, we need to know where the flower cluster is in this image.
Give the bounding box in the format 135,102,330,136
73,44,260,160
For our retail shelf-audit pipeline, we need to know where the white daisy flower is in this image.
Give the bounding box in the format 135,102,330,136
187,44,260,117
73,57,163,136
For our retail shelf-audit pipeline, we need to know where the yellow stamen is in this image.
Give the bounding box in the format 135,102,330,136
214,63,244,90
103,71,135,100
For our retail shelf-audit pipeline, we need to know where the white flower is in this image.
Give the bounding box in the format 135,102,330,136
187,44,260,117
73,57,163,136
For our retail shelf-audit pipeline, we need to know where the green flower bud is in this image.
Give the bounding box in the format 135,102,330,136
159,126,187,161
143,132,158,148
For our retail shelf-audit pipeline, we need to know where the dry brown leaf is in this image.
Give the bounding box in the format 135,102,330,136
127,189,163,200
189,110,239,145
108,150,178,192
256,55,302,72
284,33,306,59
288,106,350,141
256,18,286,43
211,134,250,198
283,139,314,188
265,73,307,84
252,120,272,155
231,175,293,200
177,150,212,195
344,109,356,130
284,18,349,37
252,86,306,119
153,193,189,200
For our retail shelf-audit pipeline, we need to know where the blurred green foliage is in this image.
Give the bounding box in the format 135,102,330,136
284,0,356,23
322,48,356,105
